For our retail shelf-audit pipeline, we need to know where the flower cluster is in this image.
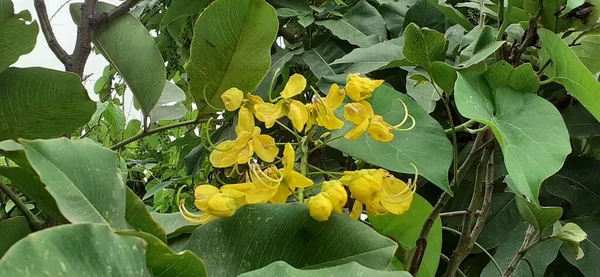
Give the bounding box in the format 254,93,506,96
180,73,417,224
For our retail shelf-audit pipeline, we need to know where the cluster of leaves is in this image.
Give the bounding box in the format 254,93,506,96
1,0,600,276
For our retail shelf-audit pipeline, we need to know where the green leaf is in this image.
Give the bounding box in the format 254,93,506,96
104,102,126,138
182,204,397,276
255,48,304,98
402,23,447,72
125,187,167,243
370,194,442,277
524,0,579,33
20,138,127,228
124,119,142,139
301,42,347,79
331,38,404,74
545,158,600,217
563,103,600,138
483,61,540,93
552,222,587,260
481,223,561,277
430,61,457,93
0,1,38,73
161,0,211,27
426,0,474,30
538,28,600,122
515,196,563,231
0,216,30,259
564,0,586,14
0,223,150,276
572,34,600,74
376,0,417,36
151,212,198,238
474,187,522,250
0,67,95,141
149,82,187,123
186,0,277,113
330,86,453,192
119,231,207,277
0,166,66,223
454,71,571,202
403,0,446,33
459,41,505,68
405,74,440,113
560,217,600,276
240,261,410,276
314,0,385,47
71,2,166,115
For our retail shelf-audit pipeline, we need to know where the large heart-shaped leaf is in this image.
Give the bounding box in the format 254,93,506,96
0,216,30,259
0,223,150,276
538,29,600,122
0,67,95,141
71,2,166,115
240,261,410,276
187,0,278,113
19,138,127,228
329,86,453,192
545,158,600,217
314,0,385,48
571,34,600,74
454,71,571,203
119,231,207,277
370,194,442,277
0,1,38,73
182,203,397,276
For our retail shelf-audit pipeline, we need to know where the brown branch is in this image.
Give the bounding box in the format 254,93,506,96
66,0,98,76
0,180,43,231
33,0,69,64
409,131,488,276
508,0,543,65
443,144,495,277
94,0,141,25
502,225,538,277
470,149,495,238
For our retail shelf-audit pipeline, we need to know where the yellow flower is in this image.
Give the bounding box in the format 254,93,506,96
245,164,283,204
179,184,241,224
221,88,244,111
321,180,347,213
339,169,385,204
255,74,309,131
209,107,278,168
345,73,384,102
271,143,314,203
307,193,333,222
379,173,415,215
306,84,345,130
343,100,415,142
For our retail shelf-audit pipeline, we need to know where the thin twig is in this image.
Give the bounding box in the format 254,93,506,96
94,0,141,25
0,180,43,231
33,0,69,64
409,131,488,275
502,225,538,276
50,0,73,22
110,118,213,150
442,226,504,275
440,210,469,217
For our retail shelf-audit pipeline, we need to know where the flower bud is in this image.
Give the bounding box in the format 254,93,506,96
194,185,220,210
307,193,333,222
221,88,244,111
322,180,347,213
206,193,237,217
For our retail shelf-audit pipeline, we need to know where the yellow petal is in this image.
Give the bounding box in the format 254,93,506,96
206,193,237,217
270,185,292,204
315,102,344,130
179,200,214,224
322,180,347,213
209,140,240,168
343,102,371,125
194,185,220,210
252,134,278,162
368,115,394,142
287,100,309,132
345,79,363,102
282,143,295,176
344,118,369,140
236,142,254,164
381,175,413,215
235,106,255,135
221,88,244,111
307,193,333,221
349,200,363,219
285,170,313,190
345,73,384,101
324,84,345,110
245,186,276,204
254,101,284,128
281,74,307,99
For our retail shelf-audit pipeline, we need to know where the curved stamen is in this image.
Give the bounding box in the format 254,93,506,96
203,118,236,152
178,200,205,224
249,163,281,189
393,115,416,131
202,83,221,111
390,99,410,129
